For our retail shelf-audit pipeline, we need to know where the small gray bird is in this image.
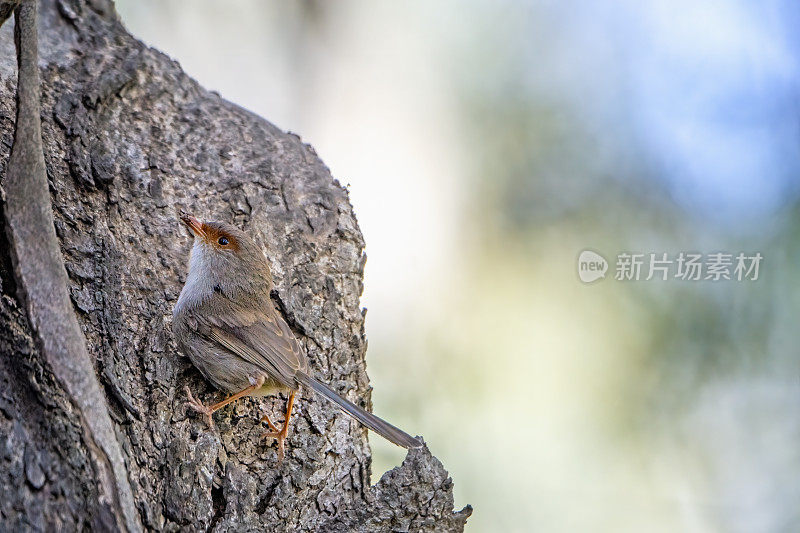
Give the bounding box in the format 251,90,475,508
173,213,421,460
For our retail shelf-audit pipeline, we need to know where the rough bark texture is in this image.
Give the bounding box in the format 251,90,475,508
4,2,139,530
0,1,471,531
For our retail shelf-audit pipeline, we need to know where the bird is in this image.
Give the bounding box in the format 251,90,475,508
172,212,421,461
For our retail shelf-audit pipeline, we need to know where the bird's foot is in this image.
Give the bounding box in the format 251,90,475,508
261,413,288,463
185,386,214,428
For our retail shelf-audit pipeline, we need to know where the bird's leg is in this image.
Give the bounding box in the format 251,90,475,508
261,391,296,463
185,376,265,428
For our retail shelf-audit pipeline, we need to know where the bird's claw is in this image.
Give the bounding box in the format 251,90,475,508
261,430,286,464
261,414,287,463
260,413,280,433
185,386,214,428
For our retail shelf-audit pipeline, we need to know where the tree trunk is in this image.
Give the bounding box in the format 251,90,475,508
0,1,471,531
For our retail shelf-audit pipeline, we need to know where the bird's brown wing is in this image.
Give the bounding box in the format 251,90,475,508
186,303,307,390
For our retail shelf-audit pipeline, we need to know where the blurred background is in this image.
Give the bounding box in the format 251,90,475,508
115,1,800,531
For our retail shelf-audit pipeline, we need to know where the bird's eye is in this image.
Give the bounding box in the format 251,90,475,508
218,237,229,246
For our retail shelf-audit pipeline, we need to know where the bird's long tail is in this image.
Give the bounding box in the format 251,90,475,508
296,372,421,449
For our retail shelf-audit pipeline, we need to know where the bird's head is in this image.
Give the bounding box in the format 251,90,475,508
180,213,273,296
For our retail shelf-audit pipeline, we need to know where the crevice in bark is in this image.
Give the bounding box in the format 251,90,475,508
0,200,18,298
209,484,226,529
0,2,20,28
271,287,310,337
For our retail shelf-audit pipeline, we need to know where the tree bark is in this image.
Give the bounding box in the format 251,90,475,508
0,1,471,531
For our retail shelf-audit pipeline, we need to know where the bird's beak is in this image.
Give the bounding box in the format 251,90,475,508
180,213,205,238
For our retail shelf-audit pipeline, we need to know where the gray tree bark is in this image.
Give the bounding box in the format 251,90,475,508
0,1,471,531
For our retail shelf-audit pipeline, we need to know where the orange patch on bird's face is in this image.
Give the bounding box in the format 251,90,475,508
200,223,240,251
